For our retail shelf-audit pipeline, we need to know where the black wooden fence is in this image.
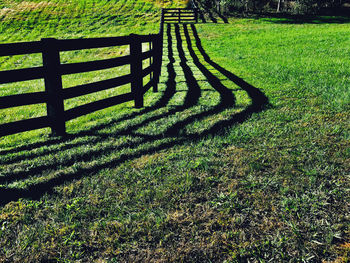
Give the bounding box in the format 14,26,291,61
0,6,202,137
0,33,163,136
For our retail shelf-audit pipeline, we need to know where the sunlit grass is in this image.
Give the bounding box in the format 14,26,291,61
0,3,349,262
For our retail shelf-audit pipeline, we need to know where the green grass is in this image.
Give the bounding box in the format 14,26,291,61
1,2,350,262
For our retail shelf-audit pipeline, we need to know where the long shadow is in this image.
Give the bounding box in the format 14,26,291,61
198,11,207,23
0,137,103,166
184,25,270,138
182,24,234,106
194,0,228,23
164,24,235,136
0,139,185,205
190,24,269,110
206,9,218,23
211,6,229,23
191,0,206,23
196,2,217,23
216,12,229,24
174,24,201,109
0,24,268,206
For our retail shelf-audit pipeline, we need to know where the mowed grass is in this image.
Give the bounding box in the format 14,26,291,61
0,2,350,262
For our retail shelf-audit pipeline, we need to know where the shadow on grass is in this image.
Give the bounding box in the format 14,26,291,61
232,11,350,24
192,0,228,23
0,24,269,206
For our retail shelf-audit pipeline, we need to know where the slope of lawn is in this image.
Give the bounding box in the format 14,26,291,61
0,2,350,262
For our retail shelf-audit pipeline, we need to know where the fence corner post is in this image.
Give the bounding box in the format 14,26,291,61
130,34,144,108
41,37,66,137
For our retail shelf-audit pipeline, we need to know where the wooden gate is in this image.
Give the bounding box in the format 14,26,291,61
162,8,199,23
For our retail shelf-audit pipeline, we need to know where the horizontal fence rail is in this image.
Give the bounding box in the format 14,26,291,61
0,33,162,136
0,6,199,137
163,8,199,23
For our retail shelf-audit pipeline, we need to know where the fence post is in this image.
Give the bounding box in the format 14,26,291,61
149,40,155,91
153,35,163,93
42,38,66,136
130,34,144,108
154,9,164,93
195,9,198,23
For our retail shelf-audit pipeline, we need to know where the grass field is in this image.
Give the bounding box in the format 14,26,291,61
0,0,350,262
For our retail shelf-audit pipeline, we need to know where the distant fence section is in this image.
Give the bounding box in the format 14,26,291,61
162,8,199,23
0,5,203,137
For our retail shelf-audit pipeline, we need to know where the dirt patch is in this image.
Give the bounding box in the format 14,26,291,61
14,1,56,11
0,7,14,16
0,1,59,18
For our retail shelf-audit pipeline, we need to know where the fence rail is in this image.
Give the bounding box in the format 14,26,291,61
0,41,42,56
0,6,200,137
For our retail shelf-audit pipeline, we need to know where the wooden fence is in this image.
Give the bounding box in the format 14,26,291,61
0,5,204,137
0,33,163,136
162,8,199,23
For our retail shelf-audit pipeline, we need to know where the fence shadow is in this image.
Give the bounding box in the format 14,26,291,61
0,24,269,206
192,0,229,23
234,12,350,24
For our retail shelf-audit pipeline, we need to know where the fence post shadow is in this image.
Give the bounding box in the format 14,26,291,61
190,24,269,110
192,0,229,24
